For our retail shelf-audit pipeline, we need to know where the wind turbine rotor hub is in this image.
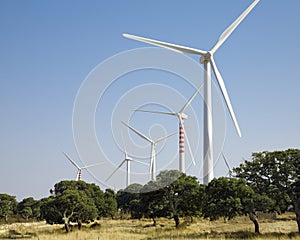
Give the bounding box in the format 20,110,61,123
179,113,188,120
200,52,211,64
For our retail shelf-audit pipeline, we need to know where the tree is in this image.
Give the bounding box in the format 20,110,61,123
17,197,37,221
0,194,17,222
42,180,104,232
117,183,143,219
174,174,206,221
203,177,274,233
40,196,61,225
102,189,118,219
155,170,183,228
140,180,167,226
42,189,98,232
292,179,300,233
51,180,106,219
234,149,300,233
140,170,205,228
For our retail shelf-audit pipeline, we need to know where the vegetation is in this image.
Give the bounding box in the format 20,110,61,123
0,194,17,222
203,177,274,233
41,180,112,232
234,149,300,233
0,148,300,238
0,214,299,239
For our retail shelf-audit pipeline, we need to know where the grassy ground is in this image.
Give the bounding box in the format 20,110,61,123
0,213,299,239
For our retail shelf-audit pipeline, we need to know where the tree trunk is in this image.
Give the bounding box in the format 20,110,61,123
152,217,157,227
77,220,82,230
64,223,70,233
62,210,73,233
174,214,180,228
291,195,300,234
249,212,260,234
295,211,300,234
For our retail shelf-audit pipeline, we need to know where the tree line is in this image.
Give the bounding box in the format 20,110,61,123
0,149,299,234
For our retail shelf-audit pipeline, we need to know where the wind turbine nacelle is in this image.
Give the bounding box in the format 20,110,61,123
200,52,211,65
180,113,188,120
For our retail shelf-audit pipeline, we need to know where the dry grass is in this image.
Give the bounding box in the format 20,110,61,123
0,213,299,239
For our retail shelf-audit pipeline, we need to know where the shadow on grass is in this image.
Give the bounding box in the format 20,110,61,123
147,230,300,239
0,229,37,239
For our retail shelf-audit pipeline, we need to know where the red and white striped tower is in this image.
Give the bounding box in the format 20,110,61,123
179,122,185,173
77,169,82,181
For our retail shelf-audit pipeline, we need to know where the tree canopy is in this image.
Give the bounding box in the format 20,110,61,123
234,149,300,233
0,194,17,222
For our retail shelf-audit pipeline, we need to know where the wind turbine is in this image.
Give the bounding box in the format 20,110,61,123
135,82,204,173
63,152,101,181
123,0,260,184
106,136,148,187
222,152,233,178
122,121,177,181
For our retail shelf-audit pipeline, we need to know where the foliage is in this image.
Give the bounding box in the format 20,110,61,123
140,170,205,228
16,197,41,221
41,189,98,227
204,178,251,220
50,180,115,219
102,189,118,219
0,193,17,222
203,177,274,233
140,180,167,226
41,180,117,231
117,183,143,219
234,149,300,233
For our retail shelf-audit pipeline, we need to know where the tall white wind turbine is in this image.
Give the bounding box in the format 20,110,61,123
123,0,260,184
122,121,177,181
106,137,148,187
135,82,204,173
63,152,101,181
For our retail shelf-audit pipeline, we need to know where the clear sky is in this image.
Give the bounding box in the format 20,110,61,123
1,0,300,201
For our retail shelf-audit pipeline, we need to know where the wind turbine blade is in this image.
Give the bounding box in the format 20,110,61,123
122,121,153,143
210,0,260,54
63,152,81,170
135,109,176,116
106,160,126,182
131,159,149,166
180,118,196,166
121,133,129,159
155,130,177,143
210,57,242,137
81,163,102,170
222,153,231,171
179,82,204,113
149,144,155,175
123,33,206,56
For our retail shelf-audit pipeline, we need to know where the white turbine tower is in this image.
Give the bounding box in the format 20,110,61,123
222,152,233,178
63,152,101,181
123,0,260,184
122,121,177,181
106,137,148,187
135,82,203,173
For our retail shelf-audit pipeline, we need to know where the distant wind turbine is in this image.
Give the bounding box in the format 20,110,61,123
106,136,148,187
222,152,233,178
63,152,101,181
122,121,177,181
135,82,203,173
123,0,260,184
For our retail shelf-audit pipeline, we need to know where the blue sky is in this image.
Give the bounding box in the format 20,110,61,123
1,0,300,201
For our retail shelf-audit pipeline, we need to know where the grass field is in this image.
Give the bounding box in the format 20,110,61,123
0,213,299,239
